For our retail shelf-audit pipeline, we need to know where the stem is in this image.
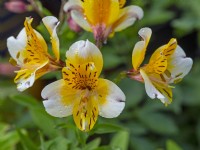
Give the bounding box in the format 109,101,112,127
28,0,44,17
58,0,67,34
114,71,127,84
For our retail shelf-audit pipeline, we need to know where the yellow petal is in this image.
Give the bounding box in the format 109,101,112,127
66,40,103,76
132,27,152,71
42,16,60,61
118,0,126,8
73,96,99,131
23,17,49,66
152,38,177,60
145,52,167,74
62,62,98,90
96,78,125,118
83,0,120,26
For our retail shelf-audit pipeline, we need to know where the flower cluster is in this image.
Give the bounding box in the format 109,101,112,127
7,1,193,131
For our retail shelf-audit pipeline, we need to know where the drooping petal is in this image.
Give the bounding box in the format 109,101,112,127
42,79,77,118
140,69,165,100
166,46,193,84
14,60,48,91
132,27,152,71
96,79,125,118
113,5,143,32
64,0,91,31
82,0,120,26
63,0,82,12
66,40,103,76
42,16,60,61
7,28,27,65
73,96,99,131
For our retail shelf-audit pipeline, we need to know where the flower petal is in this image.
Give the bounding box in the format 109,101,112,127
96,79,125,118
71,10,91,31
166,46,193,84
82,0,120,26
7,28,27,65
63,0,82,12
140,69,165,100
132,27,152,70
64,0,91,31
42,79,77,118
42,16,60,61
114,5,143,32
14,60,48,91
73,96,99,131
66,40,103,76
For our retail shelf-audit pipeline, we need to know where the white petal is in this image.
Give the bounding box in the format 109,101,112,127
132,27,152,70
42,16,60,61
97,79,126,118
63,0,90,31
140,69,165,99
167,46,193,83
42,79,73,118
71,10,91,31
16,70,35,92
66,40,103,75
63,0,82,12
7,28,26,65
114,5,144,32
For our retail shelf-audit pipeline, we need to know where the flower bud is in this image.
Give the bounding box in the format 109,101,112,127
5,1,32,14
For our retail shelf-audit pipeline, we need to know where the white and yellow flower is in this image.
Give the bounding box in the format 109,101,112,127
7,16,61,91
64,0,143,44
130,27,193,105
42,40,125,131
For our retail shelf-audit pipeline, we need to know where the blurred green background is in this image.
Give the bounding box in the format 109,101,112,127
0,0,200,150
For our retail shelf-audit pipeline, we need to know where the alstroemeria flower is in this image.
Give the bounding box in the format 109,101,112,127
42,40,125,131
129,27,193,105
7,16,61,91
64,0,143,44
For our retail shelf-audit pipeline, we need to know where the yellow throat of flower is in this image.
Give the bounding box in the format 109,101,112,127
82,0,126,26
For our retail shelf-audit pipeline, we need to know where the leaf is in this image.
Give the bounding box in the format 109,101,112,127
84,138,101,150
110,131,129,150
136,110,178,135
92,123,124,134
118,78,144,107
130,137,156,150
0,123,20,150
166,140,182,150
17,129,38,150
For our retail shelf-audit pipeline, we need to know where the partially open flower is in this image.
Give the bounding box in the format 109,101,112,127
7,16,61,91
129,27,193,105
42,40,125,131
64,0,143,46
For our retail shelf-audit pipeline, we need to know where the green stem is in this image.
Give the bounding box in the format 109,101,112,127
114,71,127,84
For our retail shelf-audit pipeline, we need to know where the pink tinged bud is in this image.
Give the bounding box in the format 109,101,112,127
67,16,82,33
4,1,31,14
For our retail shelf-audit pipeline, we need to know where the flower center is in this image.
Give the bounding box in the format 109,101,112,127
62,62,98,91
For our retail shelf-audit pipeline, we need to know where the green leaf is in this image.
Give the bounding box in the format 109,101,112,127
166,140,182,150
136,110,178,135
92,123,124,134
110,131,129,150
0,123,20,150
130,137,156,150
17,129,38,150
84,138,101,150
10,94,39,109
